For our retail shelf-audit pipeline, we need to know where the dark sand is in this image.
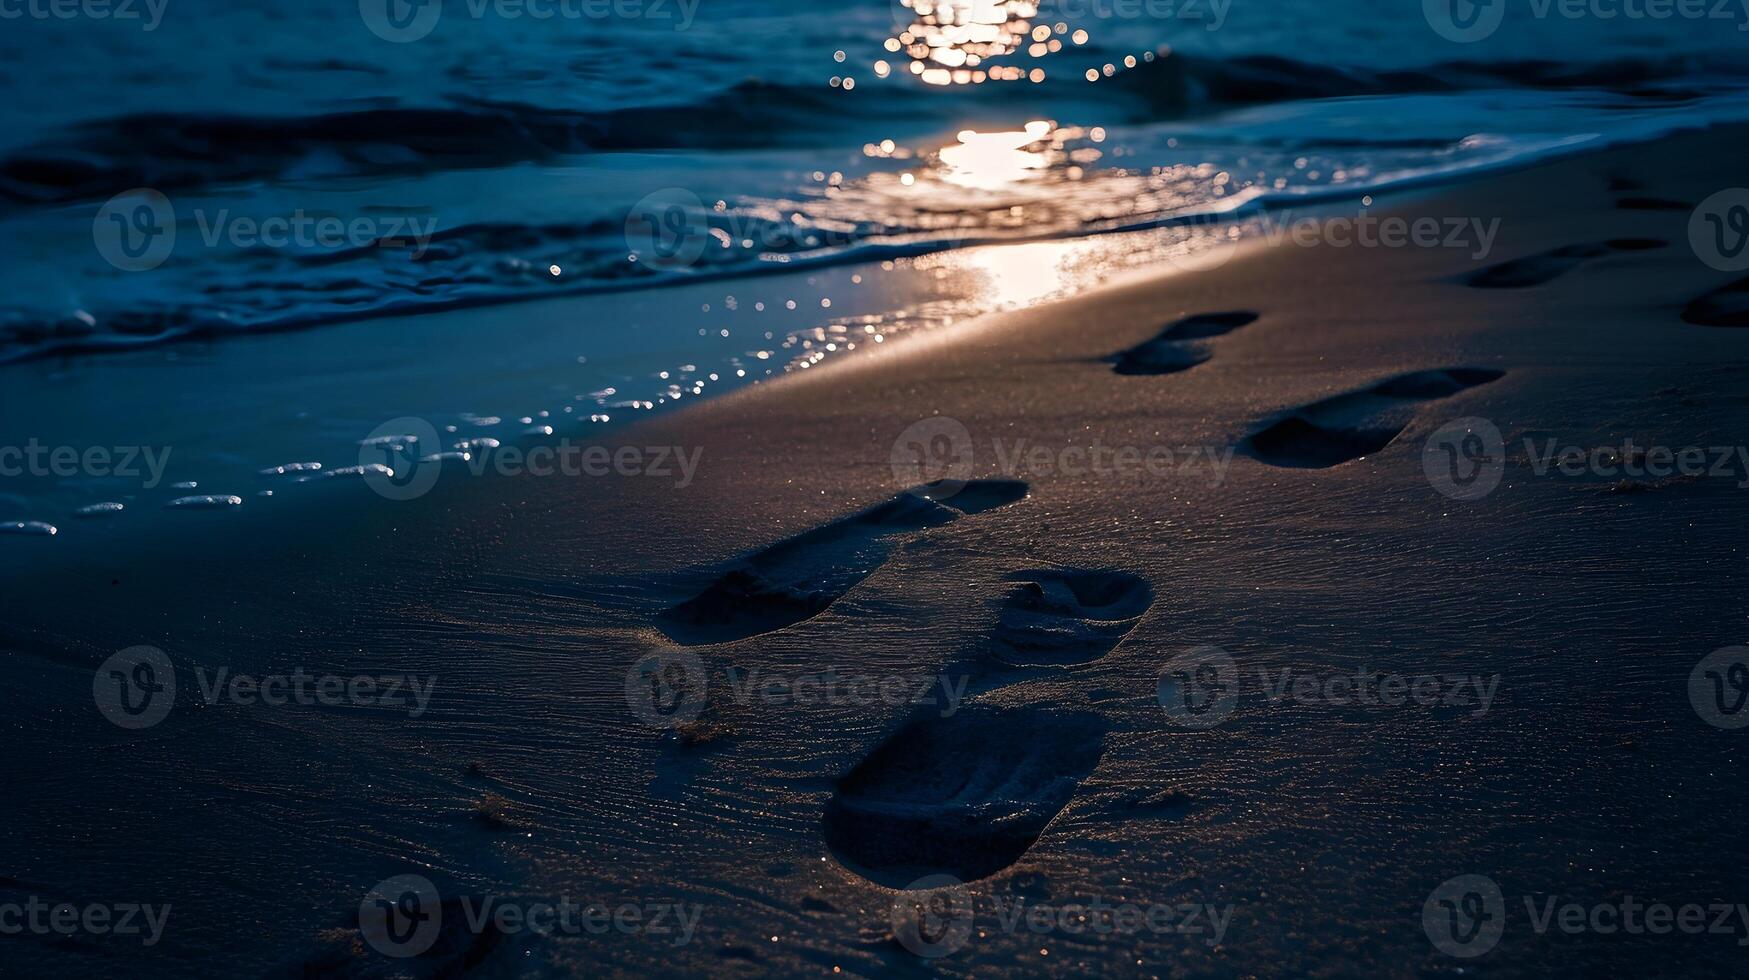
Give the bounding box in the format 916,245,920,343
2,127,1747,977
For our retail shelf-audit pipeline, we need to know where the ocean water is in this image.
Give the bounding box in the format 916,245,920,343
3,0,1748,529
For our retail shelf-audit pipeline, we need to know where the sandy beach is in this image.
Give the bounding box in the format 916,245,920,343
2,117,1746,976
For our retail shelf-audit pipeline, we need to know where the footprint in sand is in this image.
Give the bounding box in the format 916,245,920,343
985,568,1154,668
1244,367,1505,469
1682,276,1749,327
823,705,1108,886
1464,239,1665,288
824,567,1156,886
1107,311,1258,375
656,479,1028,645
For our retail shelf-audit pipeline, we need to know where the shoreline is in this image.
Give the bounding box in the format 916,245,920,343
2,114,1741,552
1,119,1743,586
5,105,1737,370
0,115,1721,567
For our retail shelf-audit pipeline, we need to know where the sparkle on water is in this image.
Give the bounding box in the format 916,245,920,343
891,0,1043,85
887,0,1156,86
